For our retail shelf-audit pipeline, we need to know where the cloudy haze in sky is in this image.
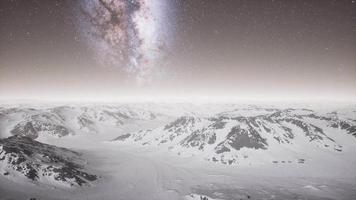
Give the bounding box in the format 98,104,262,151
0,0,355,102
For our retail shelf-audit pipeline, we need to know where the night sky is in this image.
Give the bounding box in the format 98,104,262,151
0,0,355,102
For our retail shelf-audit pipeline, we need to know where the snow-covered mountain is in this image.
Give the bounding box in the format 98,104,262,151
0,105,167,139
113,106,356,165
0,103,356,200
1,104,355,166
0,135,97,187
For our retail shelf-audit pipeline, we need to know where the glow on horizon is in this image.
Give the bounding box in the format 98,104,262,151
1,93,355,104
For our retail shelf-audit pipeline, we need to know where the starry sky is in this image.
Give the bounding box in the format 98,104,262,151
0,0,355,102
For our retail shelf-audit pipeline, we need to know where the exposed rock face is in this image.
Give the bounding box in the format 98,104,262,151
164,116,198,131
0,105,162,139
1,105,355,167
11,122,38,139
181,129,217,150
163,116,200,141
11,120,70,138
330,120,356,136
0,136,97,187
215,126,267,154
114,107,356,165
113,133,131,141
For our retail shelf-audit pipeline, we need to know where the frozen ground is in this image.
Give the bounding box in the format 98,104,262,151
1,136,356,200
1,103,356,200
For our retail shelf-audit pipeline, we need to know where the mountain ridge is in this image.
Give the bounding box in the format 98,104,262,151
113,107,356,165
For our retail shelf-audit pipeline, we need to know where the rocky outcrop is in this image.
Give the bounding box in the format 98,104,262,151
0,136,97,187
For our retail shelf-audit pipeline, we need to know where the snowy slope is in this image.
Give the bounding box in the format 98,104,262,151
0,104,171,139
0,103,356,200
0,135,97,188
113,106,356,165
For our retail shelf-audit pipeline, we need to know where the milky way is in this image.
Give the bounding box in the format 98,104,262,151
1,0,355,101
77,0,173,84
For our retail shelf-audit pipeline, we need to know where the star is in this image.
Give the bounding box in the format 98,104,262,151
77,0,173,83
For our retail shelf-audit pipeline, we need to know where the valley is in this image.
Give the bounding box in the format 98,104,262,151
0,103,355,200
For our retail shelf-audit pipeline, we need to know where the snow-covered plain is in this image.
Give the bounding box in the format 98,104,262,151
0,103,356,200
